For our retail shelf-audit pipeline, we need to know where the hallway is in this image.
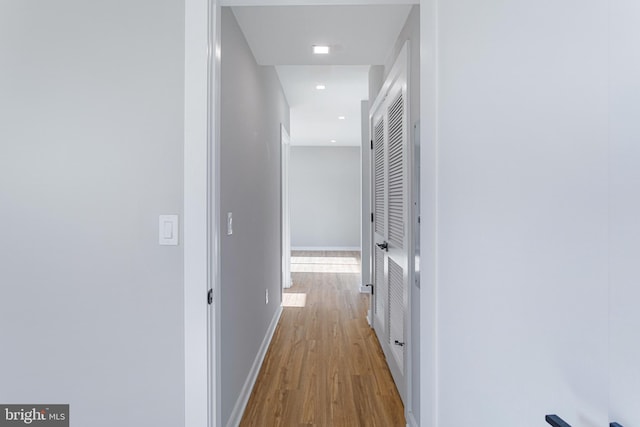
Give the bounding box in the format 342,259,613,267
240,251,405,426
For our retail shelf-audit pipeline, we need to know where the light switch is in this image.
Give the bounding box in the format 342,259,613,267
163,221,173,239
159,215,179,245
227,212,233,235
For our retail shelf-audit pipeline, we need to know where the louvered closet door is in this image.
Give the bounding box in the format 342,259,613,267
369,48,409,405
386,90,406,374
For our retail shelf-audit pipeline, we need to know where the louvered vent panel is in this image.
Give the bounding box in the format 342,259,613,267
388,258,405,372
374,117,385,235
374,247,387,338
387,92,404,249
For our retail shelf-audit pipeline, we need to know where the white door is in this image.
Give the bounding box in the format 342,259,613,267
370,43,410,403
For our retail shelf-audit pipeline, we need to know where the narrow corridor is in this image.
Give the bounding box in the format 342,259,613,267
240,251,405,426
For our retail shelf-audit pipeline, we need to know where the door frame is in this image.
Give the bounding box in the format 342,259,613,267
369,40,413,410
183,2,437,427
281,124,292,291
184,0,220,426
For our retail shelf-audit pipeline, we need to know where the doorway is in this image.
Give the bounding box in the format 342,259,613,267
182,2,424,427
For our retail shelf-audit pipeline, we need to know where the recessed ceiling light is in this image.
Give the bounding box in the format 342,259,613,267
313,45,330,55
338,116,346,120
330,139,337,143
315,84,326,90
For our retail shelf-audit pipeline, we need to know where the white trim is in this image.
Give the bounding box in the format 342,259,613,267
291,246,361,251
407,411,419,427
220,0,417,5
225,306,284,427
360,99,372,301
210,1,223,426
184,0,213,426
419,1,439,427
359,285,372,294
192,3,434,427
281,125,292,290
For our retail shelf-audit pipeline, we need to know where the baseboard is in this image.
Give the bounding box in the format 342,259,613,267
283,274,292,289
291,246,360,251
407,411,419,427
359,284,372,293
226,305,283,427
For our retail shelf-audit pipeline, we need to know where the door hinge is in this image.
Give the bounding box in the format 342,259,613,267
370,140,373,150
207,289,213,305
371,212,374,223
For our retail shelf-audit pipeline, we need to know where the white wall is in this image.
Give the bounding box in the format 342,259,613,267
421,0,618,426
290,146,360,250
219,8,290,426
0,1,185,426
609,0,640,425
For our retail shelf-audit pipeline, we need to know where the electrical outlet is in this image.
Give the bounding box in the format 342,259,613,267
265,289,269,305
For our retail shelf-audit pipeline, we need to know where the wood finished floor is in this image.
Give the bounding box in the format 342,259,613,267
240,250,405,427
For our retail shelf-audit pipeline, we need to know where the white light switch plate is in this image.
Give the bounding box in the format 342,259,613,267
227,212,233,235
159,215,179,245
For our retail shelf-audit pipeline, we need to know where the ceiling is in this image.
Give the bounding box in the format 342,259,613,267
276,65,369,146
231,5,413,146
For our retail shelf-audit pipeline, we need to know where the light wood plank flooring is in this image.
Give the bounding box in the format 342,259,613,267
240,250,405,427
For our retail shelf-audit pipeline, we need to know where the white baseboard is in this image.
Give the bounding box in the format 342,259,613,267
226,305,283,427
291,246,360,251
283,274,292,289
359,284,371,293
407,411,419,427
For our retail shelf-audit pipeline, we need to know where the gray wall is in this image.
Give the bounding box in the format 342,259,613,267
0,1,185,426
368,65,384,109
220,8,290,426
289,146,361,250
